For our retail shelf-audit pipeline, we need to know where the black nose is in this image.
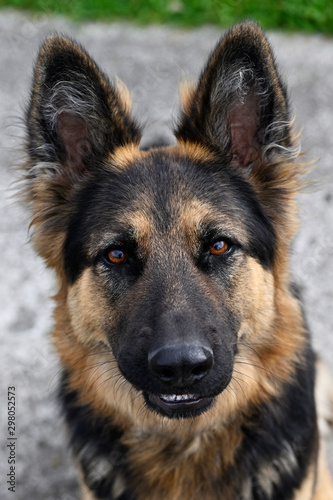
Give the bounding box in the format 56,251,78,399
148,345,213,387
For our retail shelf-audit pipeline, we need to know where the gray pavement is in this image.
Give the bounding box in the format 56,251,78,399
0,9,332,499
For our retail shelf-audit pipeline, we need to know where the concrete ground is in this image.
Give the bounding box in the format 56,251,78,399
0,9,332,500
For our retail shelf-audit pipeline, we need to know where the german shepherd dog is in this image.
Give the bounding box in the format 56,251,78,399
23,22,333,499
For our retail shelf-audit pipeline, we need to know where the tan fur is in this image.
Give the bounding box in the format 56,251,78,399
115,77,134,115
174,140,217,164
291,358,333,499
293,465,316,500
248,157,305,289
119,207,152,232
108,144,146,172
81,484,95,500
313,359,333,499
179,79,196,115
315,357,333,437
313,445,333,499
179,197,248,248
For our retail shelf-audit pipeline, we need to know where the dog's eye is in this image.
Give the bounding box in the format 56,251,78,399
106,249,127,265
210,240,229,255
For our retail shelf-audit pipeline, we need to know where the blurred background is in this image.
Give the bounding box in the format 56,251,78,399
0,1,332,499
1,0,333,33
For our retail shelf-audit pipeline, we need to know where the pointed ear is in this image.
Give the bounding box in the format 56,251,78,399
24,36,141,272
175,22,292,168
27,35,141,178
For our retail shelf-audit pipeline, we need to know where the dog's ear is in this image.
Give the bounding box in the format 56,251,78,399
27,35,141,179
24,36,141,272
176,22,293,169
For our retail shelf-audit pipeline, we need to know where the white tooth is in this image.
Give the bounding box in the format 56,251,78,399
160,394,175,402
160,394,197,402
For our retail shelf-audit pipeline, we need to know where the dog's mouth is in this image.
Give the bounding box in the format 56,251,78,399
144,392,214,418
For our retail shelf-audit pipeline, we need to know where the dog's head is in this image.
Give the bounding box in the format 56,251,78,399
24,23,304,424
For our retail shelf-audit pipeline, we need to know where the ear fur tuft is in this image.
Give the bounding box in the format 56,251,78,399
175,22,294,168
26,35,141,173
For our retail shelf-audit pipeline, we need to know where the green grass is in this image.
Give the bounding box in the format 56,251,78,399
1,0,333,33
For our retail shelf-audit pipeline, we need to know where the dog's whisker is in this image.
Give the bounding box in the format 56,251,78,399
235,342,280,390
230,374,249,395
232,369,275,395
94,368,122,392
224,384,238,402
234,360,280,380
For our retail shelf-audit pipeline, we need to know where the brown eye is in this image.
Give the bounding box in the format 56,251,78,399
107,249,127,264
210,240,229,255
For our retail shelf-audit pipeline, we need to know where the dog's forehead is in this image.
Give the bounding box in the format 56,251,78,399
114,198,247,244
91,148,250,246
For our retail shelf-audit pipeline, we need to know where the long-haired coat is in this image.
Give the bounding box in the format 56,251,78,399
23,21,333,500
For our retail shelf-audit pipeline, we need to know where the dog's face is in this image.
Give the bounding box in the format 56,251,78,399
25,23,302,423
64,147,277,418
